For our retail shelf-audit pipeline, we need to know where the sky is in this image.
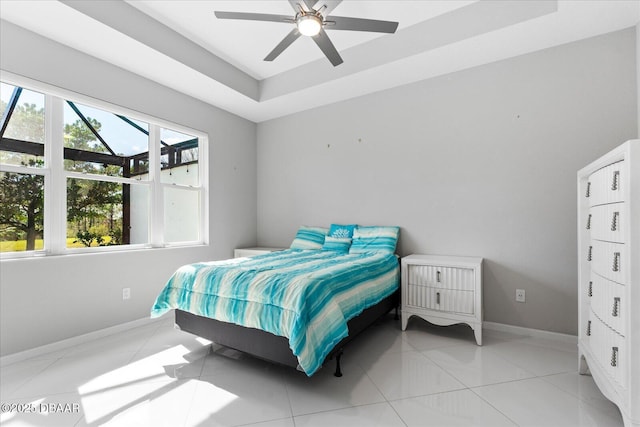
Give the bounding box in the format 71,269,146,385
1,82,194,157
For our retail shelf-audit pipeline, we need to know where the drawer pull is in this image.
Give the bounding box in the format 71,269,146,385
587,246,592,261
611,347,618,367
611,211,619,231
436,271,441,283
588,281,593,297
611,171,620,190
612,252,620,272
586,214,592,230
436,291,440,305
586,182,591,197
612,297,620,317
586,320,591,336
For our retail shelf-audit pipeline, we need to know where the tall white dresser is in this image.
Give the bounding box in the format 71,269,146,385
577,139,639,427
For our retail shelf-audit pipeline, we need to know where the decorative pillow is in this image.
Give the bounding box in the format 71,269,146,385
322,236,352,253
349,226,400,254
328,223,357,239
290,226,328,250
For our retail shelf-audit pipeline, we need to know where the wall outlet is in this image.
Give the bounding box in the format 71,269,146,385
516,289,526,303
122,288,131,300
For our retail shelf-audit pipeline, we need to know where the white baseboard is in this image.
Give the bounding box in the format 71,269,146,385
0,316,165,367
483,321,577,344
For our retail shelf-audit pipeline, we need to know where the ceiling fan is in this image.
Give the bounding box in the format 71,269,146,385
214,0,399,66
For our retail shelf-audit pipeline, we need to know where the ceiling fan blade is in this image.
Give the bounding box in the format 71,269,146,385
312,29,343,66
303,0,318,10
214,11,293,23
314,1,342,17
325,16,398,33
289,0,339,14
288,1,310,13
264,28,301,61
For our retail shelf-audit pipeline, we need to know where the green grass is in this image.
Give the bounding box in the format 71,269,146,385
0,237,112,252
0,239,44,252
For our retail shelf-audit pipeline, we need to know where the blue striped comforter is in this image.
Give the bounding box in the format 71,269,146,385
151,249,399,375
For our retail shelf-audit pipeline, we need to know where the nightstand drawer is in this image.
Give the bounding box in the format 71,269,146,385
407,265,475,291
406,284,475,315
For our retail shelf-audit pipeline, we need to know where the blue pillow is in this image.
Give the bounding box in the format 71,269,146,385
290,226,328,250
328,223,357,239
349,226,400,254
322,236,352,253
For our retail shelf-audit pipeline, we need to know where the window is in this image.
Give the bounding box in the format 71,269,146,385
0,78,208,257
159,128,201,243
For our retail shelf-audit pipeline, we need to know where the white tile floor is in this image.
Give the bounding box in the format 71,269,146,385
0,314,625,427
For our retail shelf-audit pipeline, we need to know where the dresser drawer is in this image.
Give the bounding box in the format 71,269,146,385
406,284,475,315
590,272,625,336
586,161,624,206
407,265,475,291
587,203,625,244
589,240,626,285
589,313,626,388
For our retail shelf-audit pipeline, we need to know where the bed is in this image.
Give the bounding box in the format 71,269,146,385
151,225,400,376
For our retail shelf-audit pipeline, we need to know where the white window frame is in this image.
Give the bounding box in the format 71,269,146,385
0,71,209,259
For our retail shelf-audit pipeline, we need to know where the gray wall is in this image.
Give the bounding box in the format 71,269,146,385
257,28,638,335
0,22,257,356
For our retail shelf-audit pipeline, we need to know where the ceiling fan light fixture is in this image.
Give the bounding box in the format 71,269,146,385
297,14,322,37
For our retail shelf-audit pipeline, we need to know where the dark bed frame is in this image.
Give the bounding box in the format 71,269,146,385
175,289,399,377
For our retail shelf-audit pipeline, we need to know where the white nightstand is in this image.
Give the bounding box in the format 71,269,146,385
233,247,285,258
401,254,483,345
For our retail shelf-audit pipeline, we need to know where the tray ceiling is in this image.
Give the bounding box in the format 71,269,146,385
1,0,638,122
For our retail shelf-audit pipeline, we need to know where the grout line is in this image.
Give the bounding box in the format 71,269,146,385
0,357,60,400
387,401,410,427
280,365,297,422
126,317,177,365
235,417,296,427
291,401,402,421
467,386,521,426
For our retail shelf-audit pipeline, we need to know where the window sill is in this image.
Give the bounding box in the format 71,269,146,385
0,242,209,261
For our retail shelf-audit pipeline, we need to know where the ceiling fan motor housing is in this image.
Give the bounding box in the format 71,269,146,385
296,12,323,36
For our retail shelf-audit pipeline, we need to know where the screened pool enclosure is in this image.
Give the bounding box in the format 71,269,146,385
0,82,203,254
